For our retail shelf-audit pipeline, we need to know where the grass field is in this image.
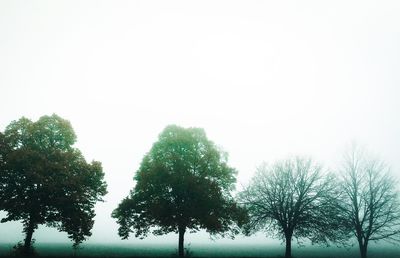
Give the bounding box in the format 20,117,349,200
0,243,399,258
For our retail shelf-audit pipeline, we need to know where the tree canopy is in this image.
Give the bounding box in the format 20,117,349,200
0,114,107,249
112,125,246,257
239,157,347,258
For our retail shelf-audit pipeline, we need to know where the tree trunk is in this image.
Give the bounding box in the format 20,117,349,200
24,220,35,251
358,240,368,258
285,234,292,258
178,225,186,258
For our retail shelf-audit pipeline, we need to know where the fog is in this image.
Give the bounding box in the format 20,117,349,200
1,0,400,247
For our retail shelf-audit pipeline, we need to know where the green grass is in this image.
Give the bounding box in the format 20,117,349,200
0,243,399,258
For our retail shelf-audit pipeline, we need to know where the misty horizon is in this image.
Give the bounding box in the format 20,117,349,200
1,1,400,258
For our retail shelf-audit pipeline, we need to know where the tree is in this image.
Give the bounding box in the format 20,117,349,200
239,157,346,258
112,125,246,257
338,145,400,258
0,132,9,180
0,114,107,251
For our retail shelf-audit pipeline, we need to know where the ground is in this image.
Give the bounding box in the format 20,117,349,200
0,243,399,258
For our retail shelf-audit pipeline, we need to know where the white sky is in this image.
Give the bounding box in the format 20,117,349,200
1,0,400,246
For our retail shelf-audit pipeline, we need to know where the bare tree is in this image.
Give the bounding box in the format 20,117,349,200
339,145,400,258
239,157,346,258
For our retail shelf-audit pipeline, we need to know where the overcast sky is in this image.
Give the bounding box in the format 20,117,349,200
1,0,400,246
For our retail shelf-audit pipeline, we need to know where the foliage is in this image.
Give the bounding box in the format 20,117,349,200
11,240,37,257
0,114,107,248
338,145,400,258
239,157,347,258
112,125,246,257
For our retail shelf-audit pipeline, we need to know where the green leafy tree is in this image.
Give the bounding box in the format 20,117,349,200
239,157,347,258
0,132,9,178
112,125,246,257
0,114,107,251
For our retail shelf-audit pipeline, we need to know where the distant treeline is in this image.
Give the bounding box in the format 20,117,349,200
0,114,399,258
